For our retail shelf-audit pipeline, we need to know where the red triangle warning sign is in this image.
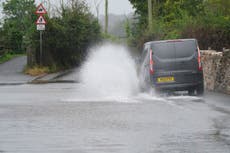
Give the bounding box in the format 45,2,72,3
36,3,47,14
36,15,47,25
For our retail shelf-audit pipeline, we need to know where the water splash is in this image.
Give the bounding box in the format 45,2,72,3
79,43,139,100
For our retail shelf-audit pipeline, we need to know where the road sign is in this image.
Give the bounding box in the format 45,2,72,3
36,15,47,25
35,3,47,14
37,24,45,31
35,3,47,66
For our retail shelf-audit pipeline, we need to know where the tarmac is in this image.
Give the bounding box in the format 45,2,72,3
0,56,78,85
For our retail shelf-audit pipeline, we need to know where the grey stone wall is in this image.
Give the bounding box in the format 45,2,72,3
201,50,230,94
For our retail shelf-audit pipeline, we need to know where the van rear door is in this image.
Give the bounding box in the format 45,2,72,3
151,40,199,85
174,40,197,71
151,41,176,72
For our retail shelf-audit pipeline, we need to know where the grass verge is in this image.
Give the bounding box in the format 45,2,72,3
0,53,24,64
24,66,50,76
24,64,60,76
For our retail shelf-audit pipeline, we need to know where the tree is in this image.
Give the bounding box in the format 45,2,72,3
205,0,230,15
33,0,101,68
128,0,230,50
1,0,36,53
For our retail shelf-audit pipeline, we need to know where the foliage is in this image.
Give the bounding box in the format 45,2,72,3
124,19,133,45
101,33,123,44
32,0,101,68
128,0,230,50
0,0,101,69
0,0,37,53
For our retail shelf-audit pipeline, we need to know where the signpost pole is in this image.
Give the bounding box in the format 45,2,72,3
35,3,47,66
40,30,43,66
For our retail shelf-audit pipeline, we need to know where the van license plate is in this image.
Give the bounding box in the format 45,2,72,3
157,77,174,83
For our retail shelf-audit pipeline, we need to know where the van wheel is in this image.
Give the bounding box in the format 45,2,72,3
196,84,204,96
188,89,195,96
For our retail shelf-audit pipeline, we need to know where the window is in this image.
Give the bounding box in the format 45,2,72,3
175,40,196,58
152,42,175,59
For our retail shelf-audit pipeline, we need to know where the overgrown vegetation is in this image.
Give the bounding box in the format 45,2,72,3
128,0,230,50
0,0,101,69
24,66,50,76
0,0,37,54
33,1,101,68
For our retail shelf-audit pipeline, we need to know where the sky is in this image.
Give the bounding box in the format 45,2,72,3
85,0,134,15
35,0,134,16
0,0,134,22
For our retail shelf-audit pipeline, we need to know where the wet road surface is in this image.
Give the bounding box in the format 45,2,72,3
0,83,230,153
0,56,35,85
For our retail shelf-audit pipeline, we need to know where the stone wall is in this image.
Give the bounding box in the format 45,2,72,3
201,50,230,94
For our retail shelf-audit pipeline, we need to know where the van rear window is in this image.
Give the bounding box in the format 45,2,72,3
175,41,196,58
151,40,196,59
152,42,175,59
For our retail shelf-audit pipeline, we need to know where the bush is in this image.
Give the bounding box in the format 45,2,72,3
128,0,230,51
32,0,101,68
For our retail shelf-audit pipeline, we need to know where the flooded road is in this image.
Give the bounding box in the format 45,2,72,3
0,83,230,153
0,44,229,152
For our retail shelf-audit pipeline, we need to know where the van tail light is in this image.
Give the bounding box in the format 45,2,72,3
149,49,154,74
197,47,202,71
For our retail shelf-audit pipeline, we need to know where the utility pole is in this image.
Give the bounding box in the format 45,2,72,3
105,0,108,34
148,0,153,32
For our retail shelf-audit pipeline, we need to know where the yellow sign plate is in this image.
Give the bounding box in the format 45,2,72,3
157,77,175,83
